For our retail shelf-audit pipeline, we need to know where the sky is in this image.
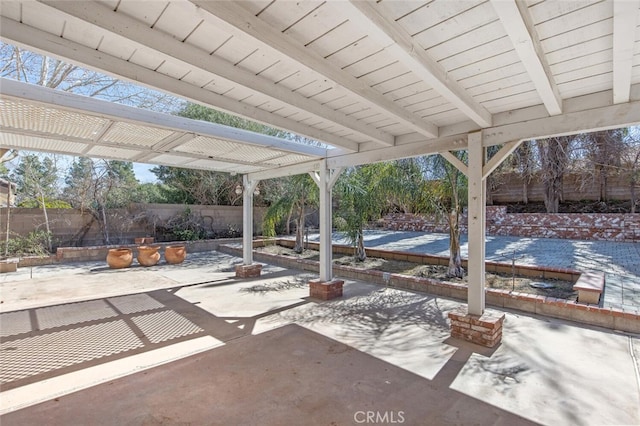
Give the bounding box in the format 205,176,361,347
133,163,157,183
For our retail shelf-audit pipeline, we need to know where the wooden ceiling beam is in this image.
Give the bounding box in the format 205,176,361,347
346,1,492,128
612,0,640,104
491,0,563,115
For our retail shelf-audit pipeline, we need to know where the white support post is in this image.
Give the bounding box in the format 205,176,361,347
310,161,343,282
319,165,331,281
308,161,345,299
242,175,259,266
467,132,486,315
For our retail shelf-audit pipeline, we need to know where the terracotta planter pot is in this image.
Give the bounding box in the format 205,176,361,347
165,245,187,264
135,237,155,245
106,248,133,269
137,245,161,267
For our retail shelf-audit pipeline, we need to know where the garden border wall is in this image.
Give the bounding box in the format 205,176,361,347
218,240,640,334
383,206,640,242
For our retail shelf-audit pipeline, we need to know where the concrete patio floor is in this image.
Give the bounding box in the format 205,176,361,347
1,251,639,425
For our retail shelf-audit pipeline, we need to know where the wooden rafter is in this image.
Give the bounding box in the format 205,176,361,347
491,0,563,116
347,1,492,128
612,0,640,104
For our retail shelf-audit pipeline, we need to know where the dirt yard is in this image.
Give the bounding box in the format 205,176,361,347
256,244,577,300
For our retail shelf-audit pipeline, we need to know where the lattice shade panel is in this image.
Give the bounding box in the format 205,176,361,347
86,145,143,159
262,153,318,166
218,144,289,163
0,134,88,154
224,164,265,174
0,98,109,138
174,136,244,157
184,159,263,174
149,153,194,166
101,121,175,147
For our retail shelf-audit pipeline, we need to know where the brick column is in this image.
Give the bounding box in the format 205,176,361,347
235,263,262,278
448,306,505,348
309,278,344,300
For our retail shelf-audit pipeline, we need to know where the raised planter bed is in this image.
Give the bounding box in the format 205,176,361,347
218,239,639,334
0,258,19,273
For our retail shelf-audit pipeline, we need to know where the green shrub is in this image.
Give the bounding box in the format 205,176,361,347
0,230,53,257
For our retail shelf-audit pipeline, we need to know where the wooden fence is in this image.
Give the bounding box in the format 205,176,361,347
490,172,637,203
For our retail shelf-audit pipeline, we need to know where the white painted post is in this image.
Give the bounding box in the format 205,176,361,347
467,131,486,315
312,161,343,282
242,175,259,266
319,163,332,281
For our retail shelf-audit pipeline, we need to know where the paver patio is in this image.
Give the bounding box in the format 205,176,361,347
0,250,638,425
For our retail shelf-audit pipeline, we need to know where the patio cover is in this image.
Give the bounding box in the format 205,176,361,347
2,0,640,315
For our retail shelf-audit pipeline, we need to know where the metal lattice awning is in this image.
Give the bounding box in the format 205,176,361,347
0,78,327,175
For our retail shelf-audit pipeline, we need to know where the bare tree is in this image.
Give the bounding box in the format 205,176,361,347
536,137,572,213
622,131,640,213
582,130,627,202
511,141,537,204
1,42,182,110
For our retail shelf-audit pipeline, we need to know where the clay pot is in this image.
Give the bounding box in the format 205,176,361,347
137,245,161,267
106,248,133,269
165,245,187,264
134,237,155,245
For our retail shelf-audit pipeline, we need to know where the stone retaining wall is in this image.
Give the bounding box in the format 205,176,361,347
383,207,640,242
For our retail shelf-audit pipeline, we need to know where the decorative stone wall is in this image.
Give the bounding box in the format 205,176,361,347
383,207,640,242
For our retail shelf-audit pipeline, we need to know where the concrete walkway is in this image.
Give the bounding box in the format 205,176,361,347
0,250,639,425
304,231,640,311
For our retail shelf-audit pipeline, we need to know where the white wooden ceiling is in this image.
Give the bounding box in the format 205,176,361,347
1,0,640,177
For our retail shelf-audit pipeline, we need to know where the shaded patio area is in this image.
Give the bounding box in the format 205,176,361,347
1,251,638,425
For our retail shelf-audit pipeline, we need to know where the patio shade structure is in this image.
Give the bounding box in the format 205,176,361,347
2,0,640,330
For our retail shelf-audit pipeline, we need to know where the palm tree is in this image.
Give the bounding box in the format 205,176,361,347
418,153,468,278
334,164,392,261
262,174,318,253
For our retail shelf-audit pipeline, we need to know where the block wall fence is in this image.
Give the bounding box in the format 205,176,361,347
0,204,266,247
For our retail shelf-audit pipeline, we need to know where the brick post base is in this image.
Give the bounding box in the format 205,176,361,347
448,307,505,348
235,263,262,278
309,279,344,300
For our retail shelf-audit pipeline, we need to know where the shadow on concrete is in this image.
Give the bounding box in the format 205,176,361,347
0,276,307,392
0,324,538,426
